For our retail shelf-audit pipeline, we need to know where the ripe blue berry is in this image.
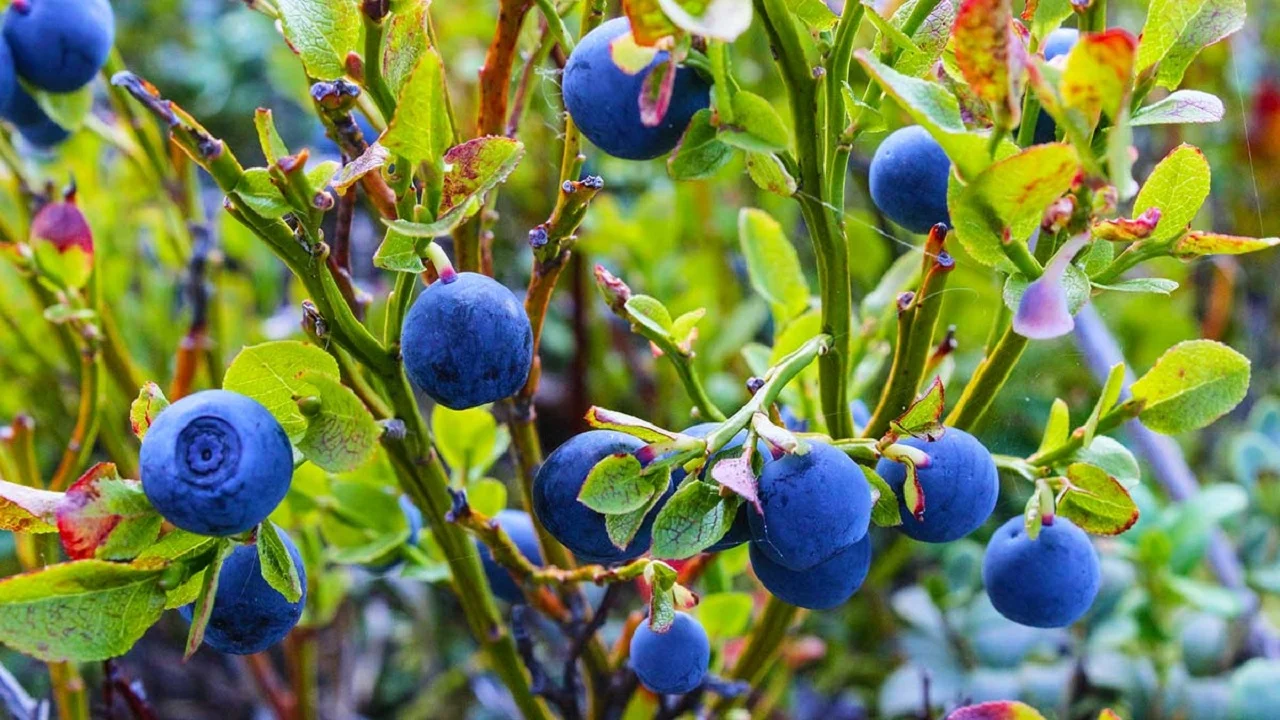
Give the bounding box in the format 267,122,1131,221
748,441,872,571
401,272,533,410
5,84,69,148
562,17,711,160
3,0,114,93
0,40,16,118
629,612,710,695
868,125,952,234
179,526,307,655
476,509,544,603
366,495,424,574
750,534,871,610
875,428,999,543
982,516,1100,628
533,430,672,564
141,389,294,537
1229,659,1280,720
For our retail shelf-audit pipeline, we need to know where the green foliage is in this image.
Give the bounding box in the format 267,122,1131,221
1131,340,1251,434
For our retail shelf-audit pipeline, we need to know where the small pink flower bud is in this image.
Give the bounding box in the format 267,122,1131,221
1013,234,1090,340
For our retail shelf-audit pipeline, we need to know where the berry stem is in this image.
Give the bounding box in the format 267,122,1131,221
421,241,457,283
755,0,854,440
865,226,954,438
945,326,1030,432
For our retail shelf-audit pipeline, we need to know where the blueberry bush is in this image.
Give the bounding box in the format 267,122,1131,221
0,0,1274,718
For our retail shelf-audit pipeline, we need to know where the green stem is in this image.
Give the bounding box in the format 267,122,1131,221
1028,399,1142,467
945,326,1030,431
755,0,852,440
824,3,866,207
533,0,574,53
709,596,798,714
361,13,398,121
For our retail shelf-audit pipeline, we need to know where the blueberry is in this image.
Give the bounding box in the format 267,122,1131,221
748,441,871,571
562,17,711,160
476,509,544,603
1229,659,1280,720
982,516,1100,628
0,39,16,117
533,430,672,565
401,272,533,410
868,125,952,234
875,427,999,543
3,0,114,93
1181,612,1230,677
749,534,870,610
851,399,871,432
1042,28,1079,61
629,611,710,695
366,495,424,574
707,505,752,553
141,389,294,537
179,526,307,655
1032,28,1078,144
5,84,69,148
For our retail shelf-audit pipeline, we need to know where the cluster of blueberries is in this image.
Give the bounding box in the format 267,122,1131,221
0,0,114,148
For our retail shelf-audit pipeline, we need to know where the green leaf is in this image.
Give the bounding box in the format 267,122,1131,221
276,0,360,80
1136,0,1211,72
1023,489,1044,540
382,48,452,167
718,91,791,153
129,382,169,441
863,466,902,527
584,407,682,443
321,482,410,563
694,591,753,640
295,372,380,473
1037,398,1070,455
949,143,1080,269
606,491,665,550
1074,436,1141,488
1173,232,1280,259
669,109,736,180
1092,277,1179,295
306,161,340,194
1058,463,1139,535
654,0,753,41
1168,575,1246,616
951,0,1020,126
786,0,838,30
1082,363,1126,448
1061,30,1137,124
439,137,526,215
223,341,341,442
257,524,303,604
1028,0,1074,43
856,51,1014,181
887,0,955,78
744,152,797,196
624,294,674,338
32,83,93,130
375,200,480,273
840,82,886,132
431,406,498,480
890,377,945,441
738,208,809,324
383,0,431,97
1132,144,1210,244
56,463,162,561
579,453,664,515
1154,0,1245,89
0,560,169,662
1131,90,1225,126
1131,340,1250,434
254,108,290,165
466,478,508,518
133,530,222,610
233,169,291,219
184,540,232,660
0,479,61,533
651,483,737,559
